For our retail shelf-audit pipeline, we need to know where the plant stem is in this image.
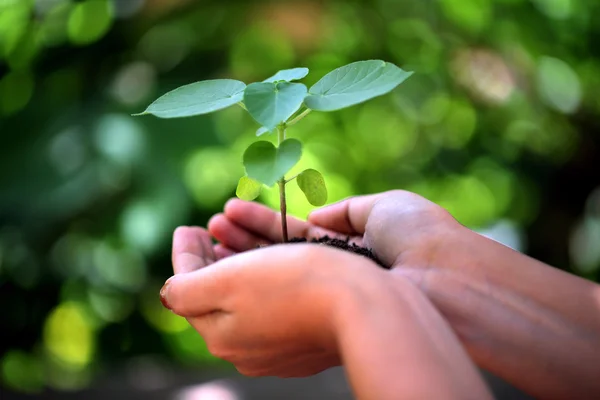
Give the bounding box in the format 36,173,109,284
285,172,301,184
286,107,311,127
278,179,288,242
277,125,288,243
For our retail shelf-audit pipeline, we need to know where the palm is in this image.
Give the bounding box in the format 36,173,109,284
206,199,360,256
170,226,343,377
207,192,454,270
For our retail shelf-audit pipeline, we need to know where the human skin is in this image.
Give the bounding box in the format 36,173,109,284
207,191,600,400
163,227,493,400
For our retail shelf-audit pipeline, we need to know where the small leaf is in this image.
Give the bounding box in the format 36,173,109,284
243,139,302,187
264,67,309,83
304,60,413,112
256,127,273,137
244,82,307,130
297,169,328,206
134,79,246,118
236,176,262,201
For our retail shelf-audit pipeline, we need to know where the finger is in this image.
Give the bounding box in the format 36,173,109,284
224,199,310,242
185,312,223,342
214,244,236,259
235,352,340,378
222,199,336,244
162,245,320,317
161,265,232,317
174,252,213,274
199,228,216,262
172,226,208,264
172,226,215,274
307,194,382,235
273,354,341,378
208,214,270,252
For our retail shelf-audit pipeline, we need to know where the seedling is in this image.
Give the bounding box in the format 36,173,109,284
135,60,413,242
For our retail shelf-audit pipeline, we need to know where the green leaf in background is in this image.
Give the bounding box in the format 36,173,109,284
244,82,307,130
304,60,413,111
236,176,262,201
297,169,328,206
256,127,273,137
243,139,302,187
537,56,581,114
68,0,113,46
134,79,246,118
263,67,309,83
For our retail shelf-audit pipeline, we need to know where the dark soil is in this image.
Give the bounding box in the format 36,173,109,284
288,236,388,269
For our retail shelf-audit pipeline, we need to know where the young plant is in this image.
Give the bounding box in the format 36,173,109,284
135,60,413,242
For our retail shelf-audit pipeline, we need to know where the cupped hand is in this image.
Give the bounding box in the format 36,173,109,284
165,226,387,378
208,190,459,269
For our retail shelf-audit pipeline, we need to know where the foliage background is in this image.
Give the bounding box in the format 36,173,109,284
1,0,599,397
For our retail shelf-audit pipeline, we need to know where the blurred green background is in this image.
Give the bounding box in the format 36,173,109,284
1,0,599,397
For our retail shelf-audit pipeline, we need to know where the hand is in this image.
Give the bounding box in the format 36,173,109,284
166,228,493,400
206,192,600,399
208,190,459,270
165,226,387,378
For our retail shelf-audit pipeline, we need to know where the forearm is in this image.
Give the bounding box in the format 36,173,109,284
335,276,492,400
416,227,600,399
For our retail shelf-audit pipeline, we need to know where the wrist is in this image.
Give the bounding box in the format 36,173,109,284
331,271,415,348
397,220,490,284
390,225,497,344
331,269,494,400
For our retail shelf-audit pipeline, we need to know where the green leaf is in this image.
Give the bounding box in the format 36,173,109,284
134,79,246,118
264,67,309,83
297,169,328,206
236,176,262,201
256,127,273,137
68,0,112,45
243,139,302,187
304,60,413,112
244,82,307,130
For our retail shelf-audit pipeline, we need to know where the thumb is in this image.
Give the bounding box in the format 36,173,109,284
308,194,381,235
160,264,231,317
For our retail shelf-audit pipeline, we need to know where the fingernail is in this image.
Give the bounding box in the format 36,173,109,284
160,277,174,310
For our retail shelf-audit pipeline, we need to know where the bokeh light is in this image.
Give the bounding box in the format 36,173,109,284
43,302,96,369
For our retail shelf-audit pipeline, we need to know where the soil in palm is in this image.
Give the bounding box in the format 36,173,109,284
288,236,388,269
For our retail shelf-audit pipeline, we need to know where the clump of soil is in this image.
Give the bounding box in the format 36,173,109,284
288,236,388,269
